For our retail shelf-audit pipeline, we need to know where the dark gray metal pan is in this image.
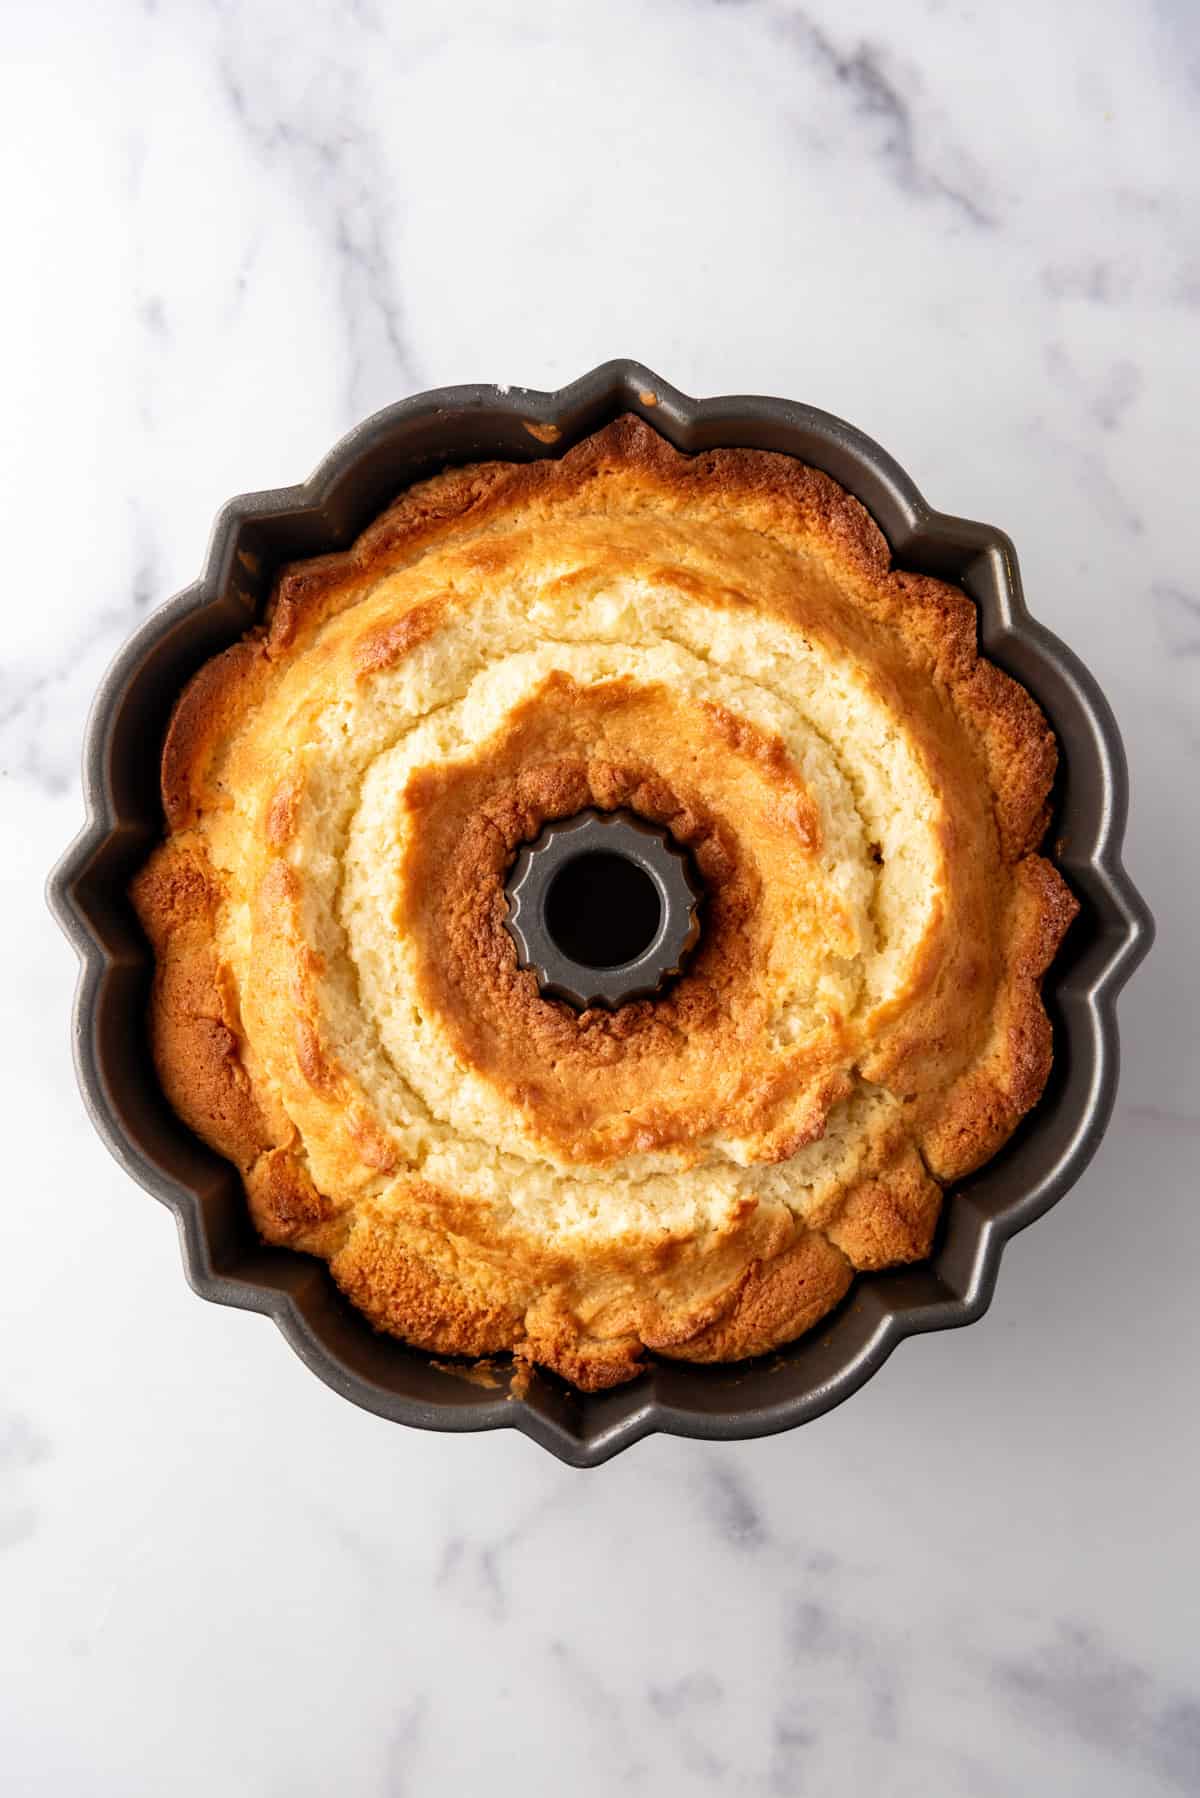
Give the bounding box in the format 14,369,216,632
47,361,1154,1466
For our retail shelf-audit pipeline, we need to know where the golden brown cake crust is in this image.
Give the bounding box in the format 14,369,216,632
132,417,1077,1389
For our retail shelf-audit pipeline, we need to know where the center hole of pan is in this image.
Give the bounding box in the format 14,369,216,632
544,851,663,968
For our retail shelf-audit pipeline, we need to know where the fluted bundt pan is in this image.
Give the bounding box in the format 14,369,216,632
48,362,1153,1465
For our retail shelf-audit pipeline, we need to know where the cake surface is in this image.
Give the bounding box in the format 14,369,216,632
131,417,1077,1390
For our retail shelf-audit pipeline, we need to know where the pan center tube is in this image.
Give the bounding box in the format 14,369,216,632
503,809,702,1010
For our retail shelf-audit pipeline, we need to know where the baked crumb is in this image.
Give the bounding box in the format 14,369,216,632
132,418,1076,1389
521,420,561,443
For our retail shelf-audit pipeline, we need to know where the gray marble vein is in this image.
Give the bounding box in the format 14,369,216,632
770,8,997,226
214,41,418,419
988,1621,1200,1794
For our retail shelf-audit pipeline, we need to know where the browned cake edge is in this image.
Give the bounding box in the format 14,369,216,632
131,418,1078,1389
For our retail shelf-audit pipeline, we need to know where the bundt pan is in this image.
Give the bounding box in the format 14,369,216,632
49,362,1153,1466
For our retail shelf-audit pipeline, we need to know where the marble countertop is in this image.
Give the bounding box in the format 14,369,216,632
3,1,1197,1792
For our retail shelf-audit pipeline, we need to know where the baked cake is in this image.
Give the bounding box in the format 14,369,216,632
132,417,1077,1390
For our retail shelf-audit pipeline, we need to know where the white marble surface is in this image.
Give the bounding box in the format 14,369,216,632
3,1,1198,1791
